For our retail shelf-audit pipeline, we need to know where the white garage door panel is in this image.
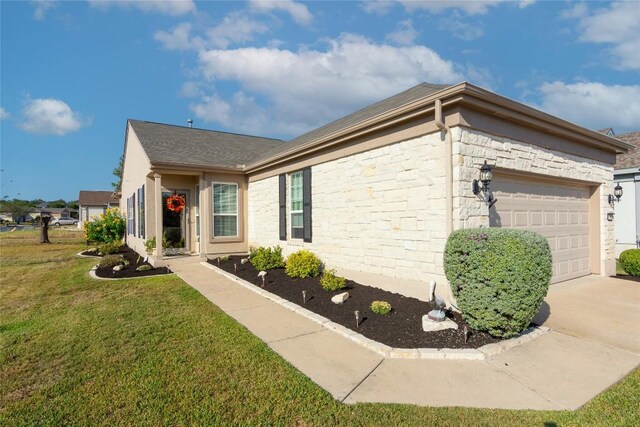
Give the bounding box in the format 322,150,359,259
490,177,591,284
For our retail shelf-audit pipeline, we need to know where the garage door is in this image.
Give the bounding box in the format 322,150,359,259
489,175,591,284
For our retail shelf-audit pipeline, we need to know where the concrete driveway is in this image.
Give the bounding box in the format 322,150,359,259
173,260,640,410
534,275,640,354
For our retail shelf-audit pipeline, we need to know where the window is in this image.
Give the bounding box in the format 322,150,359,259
195,184,200,240
127,193,135,235
290,172,303,239
212,183,238,237
138,185,145,238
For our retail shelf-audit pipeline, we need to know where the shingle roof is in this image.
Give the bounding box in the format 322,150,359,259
253,82,451,163
614,131,640,169
128,120,285,169
79,191,119,206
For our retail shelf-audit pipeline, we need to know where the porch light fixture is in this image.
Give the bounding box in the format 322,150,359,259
472,160,497,208
608,183,623,205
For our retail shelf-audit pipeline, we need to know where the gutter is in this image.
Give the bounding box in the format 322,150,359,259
435,99,453,236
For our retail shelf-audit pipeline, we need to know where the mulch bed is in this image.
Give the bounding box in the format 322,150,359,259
614,274,640,282
210,256,503,350
82,246,172,279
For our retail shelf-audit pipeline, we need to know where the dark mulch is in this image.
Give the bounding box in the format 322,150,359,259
82,246,172,279
614,274,640,282
210,256,502,349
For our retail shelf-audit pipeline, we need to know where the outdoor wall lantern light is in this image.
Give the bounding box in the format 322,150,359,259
608,183,623,205
472,160,497,208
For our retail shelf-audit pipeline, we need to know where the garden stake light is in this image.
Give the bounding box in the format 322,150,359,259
463,325,469,344
302,290,307,304
258,271,267,287
355,310,360,328
234,263,237,273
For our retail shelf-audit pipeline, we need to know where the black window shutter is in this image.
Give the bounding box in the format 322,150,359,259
279,174,286,240
132,192,136,237
302,167,312,243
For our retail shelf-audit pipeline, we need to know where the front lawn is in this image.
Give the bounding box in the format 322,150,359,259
1,230,638,426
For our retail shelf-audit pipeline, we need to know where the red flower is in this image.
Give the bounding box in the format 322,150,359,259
166,194,185,213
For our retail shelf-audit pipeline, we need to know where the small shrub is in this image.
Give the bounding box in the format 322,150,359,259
250,245,285,271
136,265,152,272
444,228,552,338
320,269,346,291
98,241,123,255
98,255,124,269
370,301,392,315
619,249,640,276
144,235,169,254
84,208,126,244
285,249,322,278
220,255,230,262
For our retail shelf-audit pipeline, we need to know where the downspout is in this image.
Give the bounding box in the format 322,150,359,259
435,99,453,235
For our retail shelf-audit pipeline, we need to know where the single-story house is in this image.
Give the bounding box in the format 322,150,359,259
119,82,631,302
27,207,78,221
78,190,120,228
612,131,640,256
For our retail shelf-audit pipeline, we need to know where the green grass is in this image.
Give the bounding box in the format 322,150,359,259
1,230,639,426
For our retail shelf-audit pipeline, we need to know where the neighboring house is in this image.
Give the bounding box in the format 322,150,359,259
78,190,119,228
120,82,631,303
612,131,640,256
27,207,78,221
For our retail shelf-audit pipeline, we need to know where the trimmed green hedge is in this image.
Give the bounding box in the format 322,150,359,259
619,249,640,276
285,249,321,278
444,228,552,338
249,245,285,271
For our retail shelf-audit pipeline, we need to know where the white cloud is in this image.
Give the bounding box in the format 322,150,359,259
535,81,640,133
564,2,640,70
32,0,55,20
89,0,195,16
207,12,270,48
364,0,534,15
386,19,419,46
0,107,9,120
19,98,89,135
445,17,484,41
249,0,312,25
191,33,463,137
155,14,269,51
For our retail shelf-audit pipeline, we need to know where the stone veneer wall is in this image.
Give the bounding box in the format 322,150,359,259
452,126,615,275
248,131,448,284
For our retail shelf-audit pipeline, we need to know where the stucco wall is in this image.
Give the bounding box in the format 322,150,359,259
248,131,449,300
120,125,152,256
453,126,616,276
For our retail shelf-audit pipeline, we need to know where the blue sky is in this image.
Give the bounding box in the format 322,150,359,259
1,0,639,201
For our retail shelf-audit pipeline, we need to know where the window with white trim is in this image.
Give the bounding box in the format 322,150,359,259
212,182,238,237
290,171,303,239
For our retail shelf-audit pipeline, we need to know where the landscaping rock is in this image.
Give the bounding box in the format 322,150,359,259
422,315,458,332
136,265,152,272
113,265,124,271
331,292,350,304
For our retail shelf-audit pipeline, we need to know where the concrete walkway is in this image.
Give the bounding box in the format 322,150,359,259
171,261,640,410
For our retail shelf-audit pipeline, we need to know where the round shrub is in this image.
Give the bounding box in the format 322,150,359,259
98,255,125,269
249,245,285,271
370,301,392,315
285,249,321,278
619,249,640,276
84,208,125,244
320,269,346,291
444,228,552,338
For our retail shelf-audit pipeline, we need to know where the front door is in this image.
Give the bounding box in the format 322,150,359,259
162,190,189,255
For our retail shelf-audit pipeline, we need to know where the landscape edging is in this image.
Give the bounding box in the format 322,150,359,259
201,262,549,360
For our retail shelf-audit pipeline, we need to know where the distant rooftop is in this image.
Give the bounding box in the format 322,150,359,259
614,131,640,169
79,190,119,206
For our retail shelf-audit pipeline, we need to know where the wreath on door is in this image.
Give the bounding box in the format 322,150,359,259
166,194,186,213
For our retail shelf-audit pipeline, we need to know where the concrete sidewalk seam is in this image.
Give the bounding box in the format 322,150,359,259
266,329,325,344
340,358,385,403
484,359,563,410
548,329,640,357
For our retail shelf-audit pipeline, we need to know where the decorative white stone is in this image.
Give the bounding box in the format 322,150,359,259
113,265,124,271
331,292,350,304
422,315,458,332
